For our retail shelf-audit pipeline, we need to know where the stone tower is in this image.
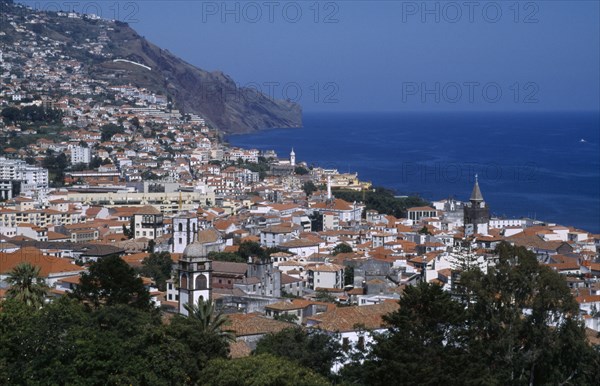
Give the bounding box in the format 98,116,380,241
463,175,490,236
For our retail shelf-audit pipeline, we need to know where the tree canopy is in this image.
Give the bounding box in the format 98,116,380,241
333,187,429,218
139,252,173,291
254,327,343,378
5,262,48,308
332,243,353,256
71,255,151,310
0,298,229,385
342,243,600,385
200,354,329,386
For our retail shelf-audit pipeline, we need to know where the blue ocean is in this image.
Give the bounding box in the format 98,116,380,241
228,112,600,233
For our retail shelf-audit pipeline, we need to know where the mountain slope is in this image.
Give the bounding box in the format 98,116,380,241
1,1,302,133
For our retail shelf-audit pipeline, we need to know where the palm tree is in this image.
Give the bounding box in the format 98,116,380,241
183,297,235,342
5,262,49,308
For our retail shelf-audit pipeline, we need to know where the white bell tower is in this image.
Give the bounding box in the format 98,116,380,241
172,214,198,254
178,242,213,315
290,148,296,167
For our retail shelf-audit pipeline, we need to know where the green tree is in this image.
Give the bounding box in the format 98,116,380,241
139,252,173,291
164,314,231,380
71,255,151,310
238,241,269,262
315,289,336,303
458,242,595,385
100,123,124,142
0,296,229,385
344,266,355,286
333,243,353,255
302,180,318,196
200,354,329,386
255,327,343,378
418,226,431,235
208,251,246,263
294,166,309,175
351,282,472,386
333,187,429,218
122,216,135,239
183,297,235,342
5,263,48,308
345,243,600,385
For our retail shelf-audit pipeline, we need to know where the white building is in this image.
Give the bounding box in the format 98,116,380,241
306,302,400,373
70,145,91,164
0,157,49,195
307,263,345,290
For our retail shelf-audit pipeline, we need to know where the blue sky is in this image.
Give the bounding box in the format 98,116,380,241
22,1,600,112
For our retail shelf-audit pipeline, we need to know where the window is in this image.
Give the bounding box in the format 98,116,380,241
180,273,188,289
357,336,365,350
195,274,208,290
178,238,182,244
342,337,349,351
178,223,183,232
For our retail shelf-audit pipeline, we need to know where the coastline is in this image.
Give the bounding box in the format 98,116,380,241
227,111,600,233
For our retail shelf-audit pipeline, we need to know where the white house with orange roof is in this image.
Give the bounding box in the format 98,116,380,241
306,302,400,372
311,199,364,223
260,224,301,248
0,247,84,287
306,263,345,290
16,223,48,241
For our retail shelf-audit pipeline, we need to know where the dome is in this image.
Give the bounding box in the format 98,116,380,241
182,241,210,260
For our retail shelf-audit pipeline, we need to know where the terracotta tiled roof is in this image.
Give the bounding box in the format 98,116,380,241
226,313,294,336
307,302,399,332
0,247,84,277
212,261,247,275
229,340,252,359
137,205,161,215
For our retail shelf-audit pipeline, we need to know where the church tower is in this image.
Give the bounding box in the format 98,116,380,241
172,214,198,254
178,241,214,315
463,175,490,236
290,148,296,167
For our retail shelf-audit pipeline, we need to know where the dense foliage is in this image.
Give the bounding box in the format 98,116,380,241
2,243,598,385
0,299,229,385
341,243,600,385
254,327,343,378
71,255,151,310
139,252,174,291
100,123,125,142
4,262,48,308
200,354,330,386
333,187,430,218
1,106,63,124
332,243,353,256
208,241,278,264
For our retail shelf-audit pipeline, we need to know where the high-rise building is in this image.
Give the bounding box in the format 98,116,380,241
0,157,48,196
